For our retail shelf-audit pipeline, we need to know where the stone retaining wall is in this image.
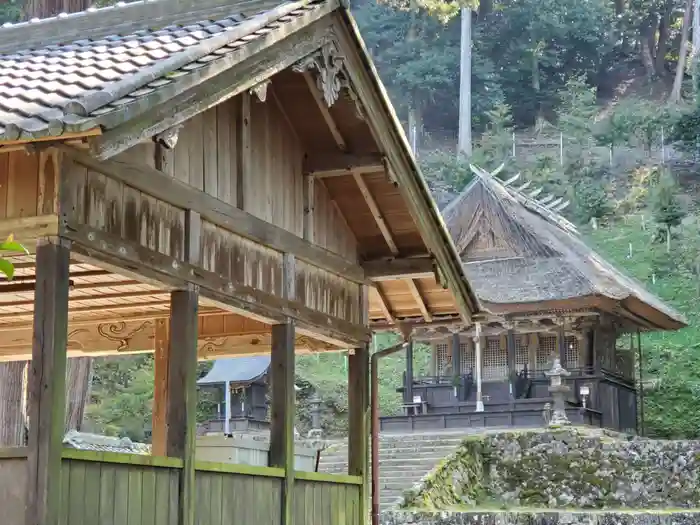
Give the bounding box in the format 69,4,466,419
402,428,700,509
381,511,700,525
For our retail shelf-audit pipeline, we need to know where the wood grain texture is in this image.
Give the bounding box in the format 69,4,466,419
0,457,27,525
293,479,361,525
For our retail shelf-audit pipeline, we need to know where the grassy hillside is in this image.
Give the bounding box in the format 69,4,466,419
586,216,700,438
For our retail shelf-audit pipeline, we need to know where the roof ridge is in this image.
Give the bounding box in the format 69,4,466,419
63,0,312,116
0,0,287,54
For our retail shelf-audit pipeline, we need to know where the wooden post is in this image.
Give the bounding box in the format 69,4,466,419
269,321,296,525
474,322,483,412
269,252,296,525
404,339,414,403
167,287,199,525
151,318,169,457
26,237,71,525
348,343,369,525
506,329,516,399
558,323,567,368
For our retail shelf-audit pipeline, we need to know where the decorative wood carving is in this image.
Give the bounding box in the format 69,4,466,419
96,320,154,352
249,80,270,103
293,37,365,119
153,125,182,149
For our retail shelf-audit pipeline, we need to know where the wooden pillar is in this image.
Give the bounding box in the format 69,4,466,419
474,322,484,412
558,322,567,367
451,333,460,399
167,287,199,525
151,318,169,456
506,329,516,399
269,321,296,525
348,343,369,524
404,339,414,403
26,237,71,525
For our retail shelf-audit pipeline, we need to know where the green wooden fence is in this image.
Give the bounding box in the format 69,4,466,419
0,449,362,525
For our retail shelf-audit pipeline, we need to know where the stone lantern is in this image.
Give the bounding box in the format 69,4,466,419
544,358,571,426
307,392,323,440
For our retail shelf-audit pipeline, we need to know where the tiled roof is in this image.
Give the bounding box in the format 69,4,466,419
0,0,331,141
63,430,151,454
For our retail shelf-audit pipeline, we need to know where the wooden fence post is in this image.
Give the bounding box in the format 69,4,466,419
167,286,199,525
348,344,370,525
26,237,71,525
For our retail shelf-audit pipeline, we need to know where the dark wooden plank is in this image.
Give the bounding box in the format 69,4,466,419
195,471,210,525
209,472,223,525
59,460,70,525
63,223,369,346
154,469,171,525
237,92,251,211
168,470,180,525
348,344,369,525
26,237,71,525
167,287,199,525
269,321,295,525
203,109,218,198
59,146,365,284
216,103,232,205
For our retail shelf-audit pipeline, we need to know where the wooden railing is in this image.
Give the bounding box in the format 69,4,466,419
0,449,362,525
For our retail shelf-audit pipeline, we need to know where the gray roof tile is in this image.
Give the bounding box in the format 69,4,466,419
0,0,330,140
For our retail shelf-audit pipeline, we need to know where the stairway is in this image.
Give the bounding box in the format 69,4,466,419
318,432,465,512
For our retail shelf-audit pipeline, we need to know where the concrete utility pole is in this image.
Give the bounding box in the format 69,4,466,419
457,6,472,156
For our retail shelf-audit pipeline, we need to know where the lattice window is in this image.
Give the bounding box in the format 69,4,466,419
460,339,475,374
536,335,557,370
483,337,507,380
515,334,529,372
435,343,451,376
565,335,580,369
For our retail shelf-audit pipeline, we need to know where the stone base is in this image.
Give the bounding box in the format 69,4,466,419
380,511,700,525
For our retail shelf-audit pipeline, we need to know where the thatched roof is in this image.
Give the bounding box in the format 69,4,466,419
443,165,686,331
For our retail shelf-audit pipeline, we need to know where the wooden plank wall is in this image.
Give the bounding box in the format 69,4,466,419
0,453,28,525
59,457,180,525
194,469,282,525
0,150,58,219
293,478,361,525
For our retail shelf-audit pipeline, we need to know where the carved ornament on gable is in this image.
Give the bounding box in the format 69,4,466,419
293,37,365,120
97,320,154,352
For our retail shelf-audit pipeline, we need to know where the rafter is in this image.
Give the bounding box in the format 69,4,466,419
406,279,432,323
352,171,398,255
301,70,347,151
372,284,395,324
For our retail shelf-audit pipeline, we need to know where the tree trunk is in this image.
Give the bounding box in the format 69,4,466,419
640,18,657,79
655,0,673,76
692,0,700,99
670,0,693,103
0,361,27,446
65,357,93,431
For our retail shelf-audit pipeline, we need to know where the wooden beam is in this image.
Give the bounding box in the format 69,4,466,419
0,215,59,250
60,146,365,284
301,70,347,151
269,321,296,525
26,237,71,525
166,286,199,525
0,129,101,148
372,284,395,325
352,171,398,255
303,175,315,242
406,279,432,323
151,318,169,457
363,256,434,281
348,343,369,524
63,223,369,346
303,153,384,178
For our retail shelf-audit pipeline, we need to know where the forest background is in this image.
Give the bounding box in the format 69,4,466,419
2,0,700,441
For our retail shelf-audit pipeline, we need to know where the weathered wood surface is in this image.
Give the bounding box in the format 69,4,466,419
59,149,367,344
293,477,362,525
0,453,28,525
59,455,180,525
195,468,282,525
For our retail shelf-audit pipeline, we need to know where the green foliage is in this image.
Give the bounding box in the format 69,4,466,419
557,75,598,145
0,0,22,23
572,173,612,223
650,170,685,230
587,217,700,439
0,235,28,280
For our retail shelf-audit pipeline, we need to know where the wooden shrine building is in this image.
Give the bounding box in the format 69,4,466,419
197,355,273,434
378,165,686,434
0,1,480,524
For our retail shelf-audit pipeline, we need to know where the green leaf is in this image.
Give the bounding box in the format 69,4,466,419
0,258,15,280
0,240,28,254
